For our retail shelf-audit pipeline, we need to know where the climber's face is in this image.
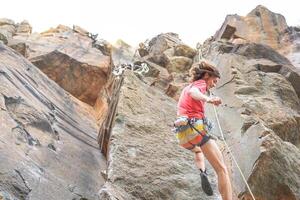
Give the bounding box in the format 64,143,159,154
206,75,219,89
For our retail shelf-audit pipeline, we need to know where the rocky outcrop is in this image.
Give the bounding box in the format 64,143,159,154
73,25,89,36
232,43,300,98
98,71,220,200
213,4,300,73
202,39,300,199
214,5,288,50
16,20,32,35
0,19,33,45
0,43,106,199
248,133,300,200
137,33,196,100
0,18,16,44
285,26,300,69
144,33,196,71
7,24,112,106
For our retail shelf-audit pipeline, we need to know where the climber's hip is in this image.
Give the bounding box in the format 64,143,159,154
172,117,211,150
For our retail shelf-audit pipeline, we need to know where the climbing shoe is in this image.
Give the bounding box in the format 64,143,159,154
200,169,213,196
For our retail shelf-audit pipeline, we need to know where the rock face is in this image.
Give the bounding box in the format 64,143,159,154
145,33,196,72
98,71,219,200
1,5,300,200
137,33,196,100
214,5,288,50
285,26,300,69
232,43,300,98
213,4,300,72
16,20,32,35
248,133,300,200
0,43,106,199
0,18,16,44
201,38,300,199
7,24,112,106
111,39,136,66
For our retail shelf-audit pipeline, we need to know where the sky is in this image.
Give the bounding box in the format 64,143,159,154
2,0,300,48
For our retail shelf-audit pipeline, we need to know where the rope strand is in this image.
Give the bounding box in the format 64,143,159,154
212,105,256,200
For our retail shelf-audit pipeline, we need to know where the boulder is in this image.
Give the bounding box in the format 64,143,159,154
143,33,183,67
136,33,197,100
174,44,197,58
147,52,170,67
148,32,183,55
166,56,193,73
16,20,32,35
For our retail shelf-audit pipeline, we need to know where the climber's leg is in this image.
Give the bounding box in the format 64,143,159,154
201,139,232,200
191,146,213,196
191,146,205,171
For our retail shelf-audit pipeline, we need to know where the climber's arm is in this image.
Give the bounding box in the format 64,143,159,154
188,86,212,102
188,87,222,106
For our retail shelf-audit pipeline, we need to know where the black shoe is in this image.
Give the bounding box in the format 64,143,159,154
200,169,213,196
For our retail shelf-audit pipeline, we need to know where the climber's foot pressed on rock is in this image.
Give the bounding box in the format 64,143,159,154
200,169,213,196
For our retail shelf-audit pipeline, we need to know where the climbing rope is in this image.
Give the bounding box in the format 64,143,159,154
196,44,256,199
212,104,256,200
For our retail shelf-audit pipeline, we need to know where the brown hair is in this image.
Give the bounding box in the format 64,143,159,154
189,61,220,82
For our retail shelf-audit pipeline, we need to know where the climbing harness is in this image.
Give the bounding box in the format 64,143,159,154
173,116,212,134
196,45,256,200
187,118,213,137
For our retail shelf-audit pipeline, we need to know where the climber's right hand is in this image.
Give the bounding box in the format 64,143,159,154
208,97,222,106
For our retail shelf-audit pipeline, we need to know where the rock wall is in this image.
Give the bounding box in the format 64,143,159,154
1,4,300,200
214,5,288,50
137,33,197,100
202,39,300,200
5,24,112,106
98,71,220,200
0,43,106,200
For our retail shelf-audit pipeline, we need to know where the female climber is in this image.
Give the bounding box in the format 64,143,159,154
173,61,232,200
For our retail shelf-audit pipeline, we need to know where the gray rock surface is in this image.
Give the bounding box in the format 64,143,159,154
1,5,300,200
0,43,106,200
202,39,300,200
98,71,220,200
7,25,112,106
214,5,288,50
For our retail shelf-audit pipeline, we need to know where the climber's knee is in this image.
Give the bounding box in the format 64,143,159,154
191,146,202,153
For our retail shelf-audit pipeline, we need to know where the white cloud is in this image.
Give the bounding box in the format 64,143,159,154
2,0,299,47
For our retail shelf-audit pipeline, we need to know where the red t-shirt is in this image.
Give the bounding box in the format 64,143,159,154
177,79,207,119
